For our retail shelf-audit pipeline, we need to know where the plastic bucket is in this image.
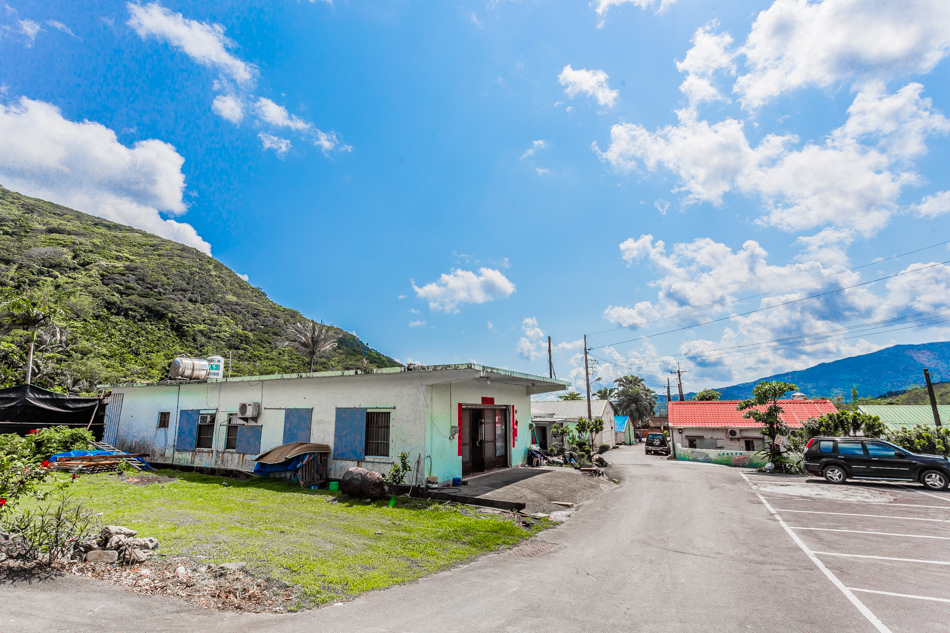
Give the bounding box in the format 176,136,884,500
452,477,462,487
328,481,340,491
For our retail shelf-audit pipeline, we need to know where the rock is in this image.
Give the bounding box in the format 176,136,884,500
85,549,119,563
126,548,150,564
218,562,246,572
339,467,386,500
100,525,137,541
79,535,100,552
130,537,159,551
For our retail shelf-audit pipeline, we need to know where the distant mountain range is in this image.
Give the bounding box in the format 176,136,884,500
656,342,950,412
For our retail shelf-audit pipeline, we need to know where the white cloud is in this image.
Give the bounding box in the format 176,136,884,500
558,65,618,108
487,321,495,332
0,97,209,254
535,167,550,176
408,320,426,328
211,94,243,124
676,23,735,105
45,20,75,37
597,82,948,236
469,12,483,27
517,317,547,361
654,199,670,214
593,0,675,27
237,273,249,282
520,139,546,160
258,133,291,157
735,0,950,109
255,97,311,132
912,191,950,218
127,2,255,85
794,228,854,268
412,267,516,313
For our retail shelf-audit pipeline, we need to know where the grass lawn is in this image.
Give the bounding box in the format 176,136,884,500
66,470,543,606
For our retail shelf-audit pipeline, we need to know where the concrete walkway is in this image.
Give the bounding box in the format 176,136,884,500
4,447,879,633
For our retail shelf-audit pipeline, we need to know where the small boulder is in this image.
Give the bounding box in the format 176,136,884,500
219,562,246,572
101,525,137,541
78,535,101,553
130,537,159,551
340,467,386,500
85,549,119,564
125,548,150,564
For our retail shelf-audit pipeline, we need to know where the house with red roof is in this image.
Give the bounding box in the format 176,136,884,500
668,397,838,452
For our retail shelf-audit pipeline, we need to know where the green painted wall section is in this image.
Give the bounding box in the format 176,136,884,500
675,445,771,468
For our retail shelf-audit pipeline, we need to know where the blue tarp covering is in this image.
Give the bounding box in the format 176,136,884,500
253,454,310,474
614,416,629,433
49,450,153,469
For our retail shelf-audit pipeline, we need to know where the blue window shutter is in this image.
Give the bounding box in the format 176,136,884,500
333,408,366,460
175,410,199,452
236,425,262,454
283,408,312,444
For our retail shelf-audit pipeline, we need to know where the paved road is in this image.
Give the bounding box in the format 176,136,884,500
4,447,888,632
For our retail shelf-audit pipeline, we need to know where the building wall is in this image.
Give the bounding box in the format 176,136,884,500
426,381,532,484
111,373,431,480
671,427,766,452
111,372,536,484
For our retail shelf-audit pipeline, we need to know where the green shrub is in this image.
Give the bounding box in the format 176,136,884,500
0,426,94,462
598,444,611,454
888,425,950,457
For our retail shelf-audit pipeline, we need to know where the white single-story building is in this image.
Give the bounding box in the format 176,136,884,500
103,364,568,485
530,399,617,450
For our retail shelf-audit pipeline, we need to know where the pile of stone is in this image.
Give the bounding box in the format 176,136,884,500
81,525,159,564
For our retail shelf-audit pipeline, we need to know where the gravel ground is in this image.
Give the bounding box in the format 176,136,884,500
1,556,302,613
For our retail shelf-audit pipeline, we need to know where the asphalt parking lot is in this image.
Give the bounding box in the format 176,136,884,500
743,472,950,633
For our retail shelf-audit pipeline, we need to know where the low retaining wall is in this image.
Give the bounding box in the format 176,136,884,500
674,445,769,468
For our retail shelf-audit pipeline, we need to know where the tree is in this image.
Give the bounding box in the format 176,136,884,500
737,381,798,472
692,388,721,401
802,410,885,439
557,391,583,401
616,375,657,427
594,387,618,405
0,293,64,385
576,417,605,460
282,320,339,372
851,385,859,403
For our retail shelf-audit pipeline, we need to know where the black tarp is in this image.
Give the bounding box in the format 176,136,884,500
0,384,105,438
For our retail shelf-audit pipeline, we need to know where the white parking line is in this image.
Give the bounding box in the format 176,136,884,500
812,552,950,565
740,473,892,633
905,487,950,505
790,527,950,540
848,588,950,604
774,509,950,523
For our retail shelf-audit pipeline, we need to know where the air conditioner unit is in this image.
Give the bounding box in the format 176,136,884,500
727,429,741,438
238,402,261,418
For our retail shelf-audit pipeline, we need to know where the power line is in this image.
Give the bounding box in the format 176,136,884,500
591,259,950,351
587,238,950,337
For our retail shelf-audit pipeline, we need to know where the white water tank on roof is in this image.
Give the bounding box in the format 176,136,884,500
168,357,210,380
790,392,807,400
207,355,225,380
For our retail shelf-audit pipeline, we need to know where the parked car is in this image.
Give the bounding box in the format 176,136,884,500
645,432,670,456
804,437,950,491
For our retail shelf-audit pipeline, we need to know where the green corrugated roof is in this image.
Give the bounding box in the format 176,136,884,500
858,405,950,430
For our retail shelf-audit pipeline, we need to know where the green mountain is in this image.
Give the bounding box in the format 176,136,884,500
0,187,400,391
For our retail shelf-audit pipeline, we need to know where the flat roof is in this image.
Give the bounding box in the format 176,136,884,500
104,363,570,395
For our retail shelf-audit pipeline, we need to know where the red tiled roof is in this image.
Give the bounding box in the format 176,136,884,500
668,400,838,428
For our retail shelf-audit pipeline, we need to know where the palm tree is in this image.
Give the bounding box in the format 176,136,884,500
616,375,657,426
0,294,63,385
594,386,618,403
283,320,339,372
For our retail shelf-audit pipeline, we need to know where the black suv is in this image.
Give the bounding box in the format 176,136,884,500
804,437,950,491
645,433,670,456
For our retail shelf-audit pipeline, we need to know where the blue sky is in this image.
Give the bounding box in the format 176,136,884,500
2,0,950,395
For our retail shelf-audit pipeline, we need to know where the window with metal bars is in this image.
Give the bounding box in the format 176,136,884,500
157,411,170,429
196,413,215,449
225,424,239,450
364,411,391,457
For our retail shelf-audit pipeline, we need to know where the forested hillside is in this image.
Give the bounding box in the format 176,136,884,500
0,187,399,391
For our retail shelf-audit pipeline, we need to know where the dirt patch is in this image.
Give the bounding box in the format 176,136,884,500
119,474,177,485
751,481,897,504
0,557,302,612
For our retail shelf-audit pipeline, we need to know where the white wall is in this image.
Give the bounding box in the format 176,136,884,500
672,427,765,451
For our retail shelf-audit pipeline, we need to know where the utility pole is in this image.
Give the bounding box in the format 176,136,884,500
547,336,554,379
667,378,672,408
584,334,592,421
924,368,942,427
670,362,686,401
